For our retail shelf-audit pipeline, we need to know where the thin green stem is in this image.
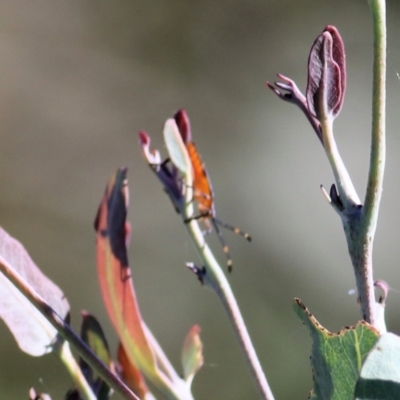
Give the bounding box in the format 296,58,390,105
181,164,274,400
359,0,386,326
365,1,386,226
57,341,97,400
319,114,376,325
320,117,360,206
0,256,139,400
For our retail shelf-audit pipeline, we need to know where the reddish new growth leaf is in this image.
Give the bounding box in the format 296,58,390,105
118,343,150,400
267,25,346,143
181,325,203,384
307,25,346,120
94,169,159,382
267,75,323,142
139,131,184,213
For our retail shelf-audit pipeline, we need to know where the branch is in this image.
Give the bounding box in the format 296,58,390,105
358,0,386,326
165,121,275,400
268,17,387,328
0,256,139,400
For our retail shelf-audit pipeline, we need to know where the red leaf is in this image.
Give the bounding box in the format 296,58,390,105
95,168,160,383
307,25,346,120
118,343,150,400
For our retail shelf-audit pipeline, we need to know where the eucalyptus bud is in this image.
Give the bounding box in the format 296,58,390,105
307,25,346,120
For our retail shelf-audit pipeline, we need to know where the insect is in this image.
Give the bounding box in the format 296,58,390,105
174,109,251,272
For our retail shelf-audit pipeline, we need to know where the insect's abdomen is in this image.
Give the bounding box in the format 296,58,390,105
186,142,214,213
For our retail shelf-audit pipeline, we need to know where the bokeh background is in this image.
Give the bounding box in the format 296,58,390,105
0,1,400,399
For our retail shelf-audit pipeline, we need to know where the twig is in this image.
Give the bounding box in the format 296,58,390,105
0,256,139,400
358,0,386,327
180,147,275,400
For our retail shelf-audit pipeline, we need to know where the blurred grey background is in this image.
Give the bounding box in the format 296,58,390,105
0,1,400,399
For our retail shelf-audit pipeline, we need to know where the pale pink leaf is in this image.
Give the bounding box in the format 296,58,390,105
0,226,70,356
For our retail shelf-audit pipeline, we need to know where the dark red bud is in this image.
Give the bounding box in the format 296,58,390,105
307,25,346,120
174,109,192,143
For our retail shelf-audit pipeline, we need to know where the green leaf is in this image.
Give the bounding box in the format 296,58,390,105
355,332,400,399
181,325,203,385
80,311,113,372
79,312,114,400
293,298,379,400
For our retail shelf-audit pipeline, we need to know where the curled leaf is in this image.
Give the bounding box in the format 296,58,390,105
174,109,192,144
95,169,188,399
181,325,203,385
374,280,389,334
267,74,322,142
95,169,157,378
139,131,184,213
163,118,191,175
0,227,70,356
78,311,114,400
307,25,346,120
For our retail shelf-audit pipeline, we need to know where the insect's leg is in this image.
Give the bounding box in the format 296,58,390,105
211,219,233,272
202,217,213,236
213,217,252,242
184,211,212,231
184,213,203,223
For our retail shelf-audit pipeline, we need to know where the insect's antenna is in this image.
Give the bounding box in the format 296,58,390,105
211,218,234,272
213,217,252,242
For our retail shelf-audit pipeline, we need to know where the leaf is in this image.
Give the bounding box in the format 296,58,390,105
94,169,183,398
0,227,70,356
267,74,323,142
118,343,153,400
307,26,346,120
29,387,52,400
79,311,114,400
293,298,379,400
374,280,389,334
94,169,155,374
174,109,192,144
95,169,194,400
80,311,113,371
181,325,203,384
139,131,184,213
64,389,82,400
355,332,400,399
163,118,192,175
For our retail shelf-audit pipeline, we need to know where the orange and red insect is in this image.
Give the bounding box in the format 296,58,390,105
174,109,251,272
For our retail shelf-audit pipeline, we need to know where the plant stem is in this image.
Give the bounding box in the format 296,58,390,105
320,118,360,205
0,256,139,400
57,341,97,400
181,164,274,400
360,0,386,327
316,1,386,328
